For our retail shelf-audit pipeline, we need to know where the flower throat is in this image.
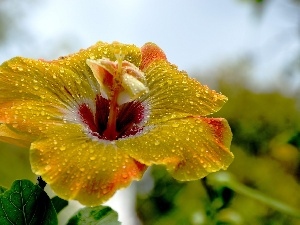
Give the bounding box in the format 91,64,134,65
79,54,148,140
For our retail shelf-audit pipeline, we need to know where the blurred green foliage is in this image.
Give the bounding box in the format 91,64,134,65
136,74,300,224
0,142,35,188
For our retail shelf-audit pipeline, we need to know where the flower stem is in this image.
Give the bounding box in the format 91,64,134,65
207,172,300,218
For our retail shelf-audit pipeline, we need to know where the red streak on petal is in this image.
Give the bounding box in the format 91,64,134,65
140,42,167,71
133,159,147,171
117,101,145,138
78,104,97,133
78,95,146,140
202,118,225,142
95,95,109,134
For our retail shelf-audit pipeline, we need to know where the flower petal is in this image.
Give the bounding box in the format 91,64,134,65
139,42,227,124
0,124,35,148
140,42,167,70
30,124,147,206
0,57,95,106
118,117,233,180
141,59,228,124
0,42,142,136
0,57,98,136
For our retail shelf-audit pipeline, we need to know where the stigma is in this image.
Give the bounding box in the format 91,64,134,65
86,55,148,106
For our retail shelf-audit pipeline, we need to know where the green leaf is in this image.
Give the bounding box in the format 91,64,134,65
51,196,68,214
0,186,7,194
0,179,58,225
67,205,121,225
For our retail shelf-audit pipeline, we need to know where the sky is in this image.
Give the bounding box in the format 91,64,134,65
28,0,256,68
0,0,299,224
2,0,299,91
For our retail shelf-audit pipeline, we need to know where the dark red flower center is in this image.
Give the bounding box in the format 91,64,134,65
78,95,146,141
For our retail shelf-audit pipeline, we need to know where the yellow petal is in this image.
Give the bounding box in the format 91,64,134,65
0,57,95,106
118,117,233,181
141,60,228,124
0,100,64,136
0,124,35,148
0,42,143,133
30,124,147,206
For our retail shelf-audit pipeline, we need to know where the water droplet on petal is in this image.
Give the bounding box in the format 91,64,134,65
172,123,179,128
154,140,160,145
45,165,51,171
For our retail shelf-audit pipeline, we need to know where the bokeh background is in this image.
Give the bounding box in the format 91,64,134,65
0,0,300,224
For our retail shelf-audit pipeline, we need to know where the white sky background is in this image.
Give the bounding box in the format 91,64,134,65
1,0,299,91
0,0,299,224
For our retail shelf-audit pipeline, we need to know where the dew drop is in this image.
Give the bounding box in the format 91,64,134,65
75,78,82,84
154,140,160,145
172,123,179,128
45,165,51,171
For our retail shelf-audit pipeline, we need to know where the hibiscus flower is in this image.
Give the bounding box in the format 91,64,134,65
0,41,233,206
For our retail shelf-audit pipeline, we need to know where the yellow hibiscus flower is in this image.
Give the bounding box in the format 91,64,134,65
0,41,233,206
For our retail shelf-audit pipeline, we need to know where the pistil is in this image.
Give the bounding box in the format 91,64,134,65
86,54,148,140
